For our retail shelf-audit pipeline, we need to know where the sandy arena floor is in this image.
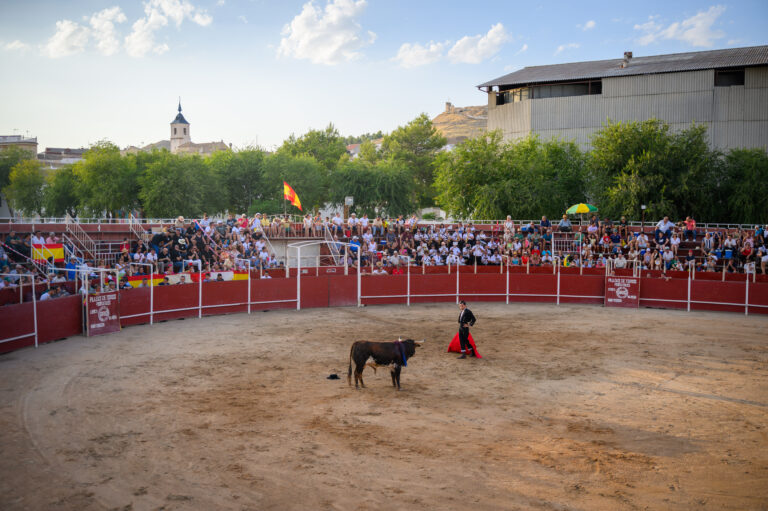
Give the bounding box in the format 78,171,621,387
1,303,767,511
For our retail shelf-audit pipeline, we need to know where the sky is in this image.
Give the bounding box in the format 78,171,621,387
1,0,767,152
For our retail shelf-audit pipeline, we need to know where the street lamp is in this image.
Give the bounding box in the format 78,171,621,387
641,205,647,232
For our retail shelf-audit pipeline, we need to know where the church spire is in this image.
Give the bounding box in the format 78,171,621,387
178,97,182,113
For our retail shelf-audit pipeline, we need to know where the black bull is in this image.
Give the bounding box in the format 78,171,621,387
347,339,424,390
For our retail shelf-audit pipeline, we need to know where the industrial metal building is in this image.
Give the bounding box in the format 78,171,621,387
478,46,768,150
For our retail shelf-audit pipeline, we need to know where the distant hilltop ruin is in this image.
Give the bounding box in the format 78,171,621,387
431,102,487,145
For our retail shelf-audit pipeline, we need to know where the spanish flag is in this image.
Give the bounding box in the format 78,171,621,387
283,181,302,211
32,244,64,263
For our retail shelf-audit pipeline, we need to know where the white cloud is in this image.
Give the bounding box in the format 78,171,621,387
42,19,90,58
278,0,374,65
238,15,248,24
89,7,127,56
447,23,509,64
125,0,213,57
392,41,445,68
554,42,579,55
514,43,528,55
634,5,726,47
583,20,596,31
3,40,30,51
216,0,225,5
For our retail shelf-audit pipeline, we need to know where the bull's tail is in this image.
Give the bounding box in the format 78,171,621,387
347,343,355,386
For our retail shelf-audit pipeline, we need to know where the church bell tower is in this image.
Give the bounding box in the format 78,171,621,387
170,99,190,153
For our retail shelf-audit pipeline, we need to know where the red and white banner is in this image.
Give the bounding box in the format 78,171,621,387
87,291,120,336
605,276,640,308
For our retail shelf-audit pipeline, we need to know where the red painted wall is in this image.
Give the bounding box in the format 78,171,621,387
2,273,767,355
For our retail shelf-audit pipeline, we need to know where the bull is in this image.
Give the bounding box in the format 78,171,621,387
347,338,424,390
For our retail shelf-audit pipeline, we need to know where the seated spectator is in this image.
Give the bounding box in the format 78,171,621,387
177,275,187,285
655,216,674,245
601,217,613,236
684,250,697,271
539,216,551,235
617,216,630,239
683,216,697,242
372,263,388,275
637,232,649,250
31,230,46,245
701,232,714,255
45,232,60,244
558,215,572,232
760,247,768,275
40,286,58,301
669,231,681,255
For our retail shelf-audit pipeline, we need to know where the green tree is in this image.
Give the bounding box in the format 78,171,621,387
358,139,381,164
434,132,585,220
381,113,446,207
724,148,768,224
262,153,326,213
342,130,383,145
587,119,720,221
139,152,217,218
208,148,267,214
0,145,36,190
278,123,347,171
43,165,80,217
329,159,414,217
3,159,45,216
75,141,140,217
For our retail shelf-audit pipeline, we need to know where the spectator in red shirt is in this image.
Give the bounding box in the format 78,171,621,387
683,216,697,242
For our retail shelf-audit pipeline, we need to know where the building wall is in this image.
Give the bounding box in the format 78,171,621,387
170,123,191,154
487,66,768,150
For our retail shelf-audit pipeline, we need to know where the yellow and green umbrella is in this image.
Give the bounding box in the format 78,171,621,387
566,203,598,215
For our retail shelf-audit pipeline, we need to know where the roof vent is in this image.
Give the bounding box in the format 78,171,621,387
621,51,633,68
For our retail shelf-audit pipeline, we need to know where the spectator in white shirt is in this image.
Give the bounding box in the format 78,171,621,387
31,231,46,245
655,216,675,245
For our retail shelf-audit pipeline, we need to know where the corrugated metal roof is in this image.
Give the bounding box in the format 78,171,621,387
479,45,768,88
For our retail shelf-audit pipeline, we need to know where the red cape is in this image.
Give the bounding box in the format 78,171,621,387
447,332,482,358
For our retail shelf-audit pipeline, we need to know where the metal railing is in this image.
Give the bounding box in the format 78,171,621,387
65,214,97,257
128,214,150,243
3,215,762,232
324,225,341,265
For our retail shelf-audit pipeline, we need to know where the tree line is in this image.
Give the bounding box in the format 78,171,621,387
2,117,766,224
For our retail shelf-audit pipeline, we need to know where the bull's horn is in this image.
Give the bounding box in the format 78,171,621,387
398,336,402,341
415,339,425,345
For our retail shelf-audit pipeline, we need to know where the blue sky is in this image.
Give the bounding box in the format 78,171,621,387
1,0,766,151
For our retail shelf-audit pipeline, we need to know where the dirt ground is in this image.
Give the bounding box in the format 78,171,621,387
1,303,767,511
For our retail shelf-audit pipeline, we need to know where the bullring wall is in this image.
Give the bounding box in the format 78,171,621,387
1,271,766,355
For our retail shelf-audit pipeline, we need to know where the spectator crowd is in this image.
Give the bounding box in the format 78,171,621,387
2,211,767,297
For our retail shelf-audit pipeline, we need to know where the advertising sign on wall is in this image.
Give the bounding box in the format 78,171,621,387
87,291,120,336
605,276,640,308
